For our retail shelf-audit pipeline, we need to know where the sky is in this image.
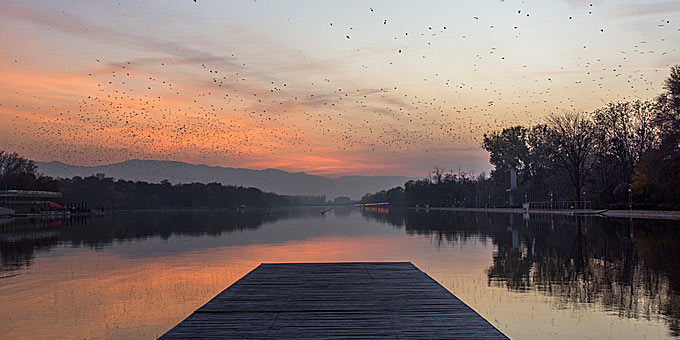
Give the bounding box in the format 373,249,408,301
0,0,678,177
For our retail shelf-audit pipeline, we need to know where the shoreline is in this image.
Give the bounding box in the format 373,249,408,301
400,206,680,220
3,206,680,221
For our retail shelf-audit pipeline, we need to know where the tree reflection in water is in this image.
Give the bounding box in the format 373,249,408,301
359,208,680,337
0,209,308,277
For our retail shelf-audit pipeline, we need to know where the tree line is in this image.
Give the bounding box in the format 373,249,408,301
58,175,290,210
361,65,680,210
0,152,292,210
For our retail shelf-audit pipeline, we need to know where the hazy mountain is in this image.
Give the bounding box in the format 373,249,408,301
36,160,412,200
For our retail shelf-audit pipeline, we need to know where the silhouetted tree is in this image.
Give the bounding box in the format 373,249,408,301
544,111,596,201
592,100,657,202
57,174,290,210
665,65,680,111
0,151,58,191
482,126,530,181
633,65,680,207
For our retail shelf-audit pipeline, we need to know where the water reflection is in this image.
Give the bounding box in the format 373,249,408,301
360,208,680,337
0,208,678,339
0,209,318,276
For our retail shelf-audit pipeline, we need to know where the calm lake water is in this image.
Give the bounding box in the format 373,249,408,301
1,208,679,339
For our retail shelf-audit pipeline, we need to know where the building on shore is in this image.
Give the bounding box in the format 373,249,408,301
0,190,63,214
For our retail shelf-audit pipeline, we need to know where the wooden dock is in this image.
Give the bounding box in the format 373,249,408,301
159,262,507,339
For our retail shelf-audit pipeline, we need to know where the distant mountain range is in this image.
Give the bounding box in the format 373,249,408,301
36,160,413,200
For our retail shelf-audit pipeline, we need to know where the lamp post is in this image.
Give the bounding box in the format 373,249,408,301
583,191,586,210
628,184,634,238
628,186,632,212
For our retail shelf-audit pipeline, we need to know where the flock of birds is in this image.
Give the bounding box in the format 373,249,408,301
3,2,678,171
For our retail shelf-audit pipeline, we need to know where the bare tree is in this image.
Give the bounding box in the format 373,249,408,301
592,100,658,202
593,100,657,174
431,165,445,185
545,112,597,201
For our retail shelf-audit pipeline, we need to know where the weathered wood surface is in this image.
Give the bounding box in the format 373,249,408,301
159,262,508,339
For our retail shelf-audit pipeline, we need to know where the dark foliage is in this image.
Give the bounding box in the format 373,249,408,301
0,152,292,210
0,151,59,191
57,175,289,210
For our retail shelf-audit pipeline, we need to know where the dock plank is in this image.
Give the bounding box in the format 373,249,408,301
160,262,507,339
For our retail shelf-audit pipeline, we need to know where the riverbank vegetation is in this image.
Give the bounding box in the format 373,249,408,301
1,153,292,209
361,66,680,210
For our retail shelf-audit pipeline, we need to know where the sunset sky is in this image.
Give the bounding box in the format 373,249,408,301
1,0,678,177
